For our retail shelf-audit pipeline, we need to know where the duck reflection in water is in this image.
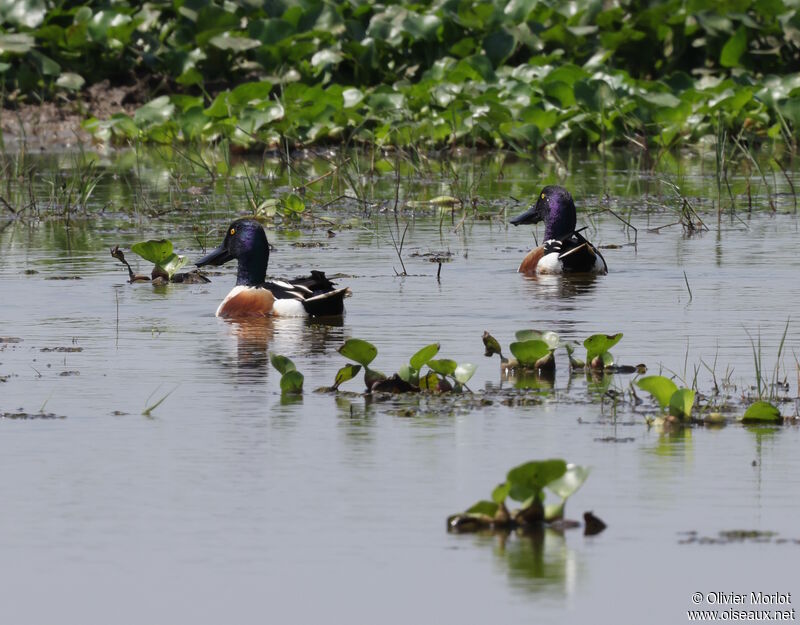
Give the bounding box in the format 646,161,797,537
206,315,345,383
521,271,601,300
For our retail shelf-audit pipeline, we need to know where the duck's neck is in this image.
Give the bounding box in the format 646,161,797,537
545,204,577,240
236,254,266,286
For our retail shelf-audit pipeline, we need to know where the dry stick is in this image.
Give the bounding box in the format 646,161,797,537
773,157,797,213
683,271,693,303
587,207,638,246
294,158,351,193
0,195,17,214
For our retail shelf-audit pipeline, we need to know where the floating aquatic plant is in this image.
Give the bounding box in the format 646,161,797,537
636,375,696,423
270,353,304,395
740,401,783,425
447,459,599,535
334,338,475,393
130,239,189,281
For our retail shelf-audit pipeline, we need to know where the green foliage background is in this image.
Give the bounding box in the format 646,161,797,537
1,0,799,148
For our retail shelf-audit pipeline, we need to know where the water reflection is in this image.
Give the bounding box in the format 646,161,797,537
521,272,600,300
201,315,347,383
468,527,581,597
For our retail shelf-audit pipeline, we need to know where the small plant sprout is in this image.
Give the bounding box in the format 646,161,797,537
635,375,696,424
448,459,597,534
130,239,189,281
270,353,304,395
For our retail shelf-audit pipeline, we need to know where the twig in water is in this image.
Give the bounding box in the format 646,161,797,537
683,271,692,303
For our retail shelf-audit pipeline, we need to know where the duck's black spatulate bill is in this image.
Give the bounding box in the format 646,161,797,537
196,245,233,267
510,204,543,226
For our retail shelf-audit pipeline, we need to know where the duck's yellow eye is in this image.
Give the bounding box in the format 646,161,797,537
230,228,236,235
541,193,546,199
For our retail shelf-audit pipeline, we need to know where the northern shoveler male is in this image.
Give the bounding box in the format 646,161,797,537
511,185,607,275
196,219,350,318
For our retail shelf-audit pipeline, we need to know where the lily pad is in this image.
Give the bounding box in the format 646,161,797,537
427,359,457,376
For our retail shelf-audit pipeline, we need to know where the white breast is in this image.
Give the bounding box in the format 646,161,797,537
537,252,563,275
272,298,307,317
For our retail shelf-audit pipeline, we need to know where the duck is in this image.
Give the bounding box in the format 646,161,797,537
196,218,350,318
511,185,607,275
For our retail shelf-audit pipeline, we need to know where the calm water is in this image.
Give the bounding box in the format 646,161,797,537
1,149,799,624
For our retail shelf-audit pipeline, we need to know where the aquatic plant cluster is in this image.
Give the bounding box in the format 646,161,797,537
1,0,799,148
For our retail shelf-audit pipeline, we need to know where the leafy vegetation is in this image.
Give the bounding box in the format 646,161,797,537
270,353,304,395
130,239,188,280
636,375,696,423
2,1,800,149
447,458,598,533
333,338,476,393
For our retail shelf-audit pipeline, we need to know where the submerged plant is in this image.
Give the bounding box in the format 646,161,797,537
270,353,304,395
447,459,597,534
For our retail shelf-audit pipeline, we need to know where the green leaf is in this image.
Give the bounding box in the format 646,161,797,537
669,388,695,420
397,364,416,384
491,481,510,504
507,459,567,503
454,363,476,384
483,29,516,67
418,371,441,391
333,364,361,389
546,464,590,499
131,240,175,266
636,375,679,411
338,339,377,367
515,329,559,349
270,353,296,376
584,333,622,361
720,26,747,68
427,359,457,376
509,340,551,366
284,193,305,213
280,370,304,394
466,500,499,517
161,254,188,279
410,343,440,370
741,401,782,424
